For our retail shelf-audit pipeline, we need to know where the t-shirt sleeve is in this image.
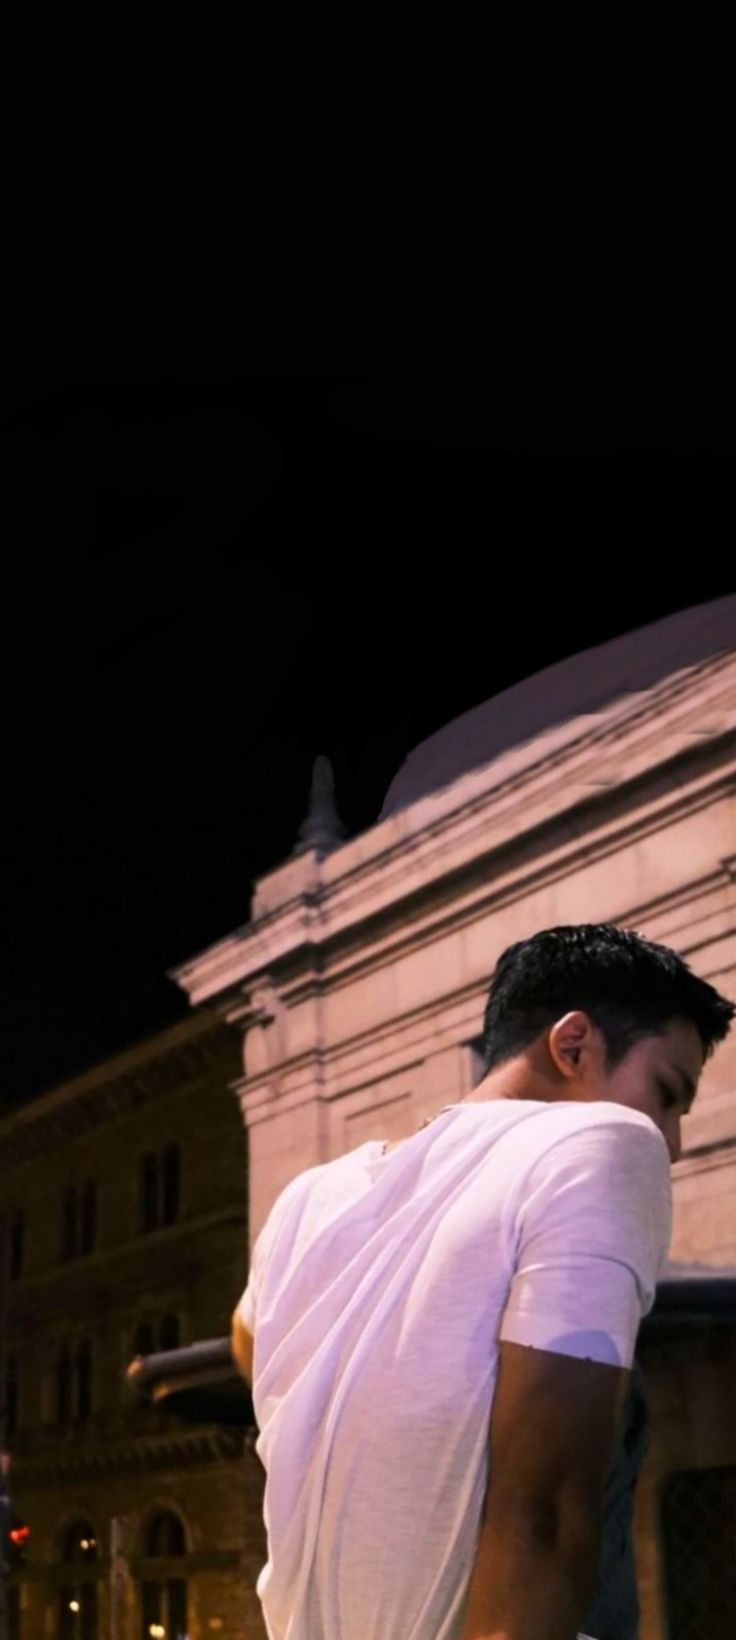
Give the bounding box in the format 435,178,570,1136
499,1115,672,1369
234,1172,307,1334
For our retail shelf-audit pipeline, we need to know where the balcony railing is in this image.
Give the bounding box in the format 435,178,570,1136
125,1337,255,1428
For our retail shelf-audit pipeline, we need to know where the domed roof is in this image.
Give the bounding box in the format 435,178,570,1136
380,594,736,821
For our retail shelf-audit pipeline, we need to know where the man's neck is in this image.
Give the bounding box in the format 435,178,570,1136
464,1061,552,1105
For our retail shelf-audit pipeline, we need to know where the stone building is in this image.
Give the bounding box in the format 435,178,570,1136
4,591,736,1638
169,592,736,1640
0,1010,262,1640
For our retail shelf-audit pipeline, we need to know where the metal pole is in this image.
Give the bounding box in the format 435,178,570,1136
110,1515,130,1640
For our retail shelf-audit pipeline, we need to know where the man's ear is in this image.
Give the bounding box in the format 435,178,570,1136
547,1011,592,1079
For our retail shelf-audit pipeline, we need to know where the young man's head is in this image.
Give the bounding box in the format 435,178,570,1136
477,923,735,1162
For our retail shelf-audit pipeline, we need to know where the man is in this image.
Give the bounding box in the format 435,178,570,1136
231,923,734,1640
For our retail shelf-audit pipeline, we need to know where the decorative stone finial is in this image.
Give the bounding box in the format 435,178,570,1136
292,755,347,861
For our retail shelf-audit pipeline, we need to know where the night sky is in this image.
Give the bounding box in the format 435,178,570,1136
0,374,730,1109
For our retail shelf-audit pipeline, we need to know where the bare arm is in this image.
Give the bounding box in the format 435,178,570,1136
230,1310,254,1387
458,1489,601,1640
458,1340,628,1640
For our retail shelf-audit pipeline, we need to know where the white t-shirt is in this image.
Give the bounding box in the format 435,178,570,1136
237,1098,672,1640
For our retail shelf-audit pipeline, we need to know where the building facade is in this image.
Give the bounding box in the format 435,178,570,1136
171,597,736,1639
4,594,735,1638
1,1011,269,1640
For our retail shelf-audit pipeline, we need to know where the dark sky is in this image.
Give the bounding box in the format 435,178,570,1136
0,373,730,1109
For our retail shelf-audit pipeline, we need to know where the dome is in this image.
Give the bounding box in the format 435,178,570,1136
380,594,736,821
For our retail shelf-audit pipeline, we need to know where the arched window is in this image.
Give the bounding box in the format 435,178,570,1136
80,1180,97,1255
59,1518,98,1640
139,1152,159,1233
141,1510,188,1640
77,1340,93,1420
6,1356,19,1437
161,1144,180,1226
159,1314,180,1352
145,1511,186,1559
134,1321,156,1358
61,1521,98,1564
9,1211,24,1281
61,1186,78,1260
56,1344,73,1424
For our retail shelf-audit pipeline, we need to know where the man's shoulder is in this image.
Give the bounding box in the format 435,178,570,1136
261,1154,341,1232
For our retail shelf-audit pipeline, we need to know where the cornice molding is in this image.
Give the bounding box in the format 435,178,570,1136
0,1016,241,1166
172,657,736,1015
11,1423,243,1487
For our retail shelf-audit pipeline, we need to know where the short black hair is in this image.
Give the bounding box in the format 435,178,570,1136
482,923,735,1073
